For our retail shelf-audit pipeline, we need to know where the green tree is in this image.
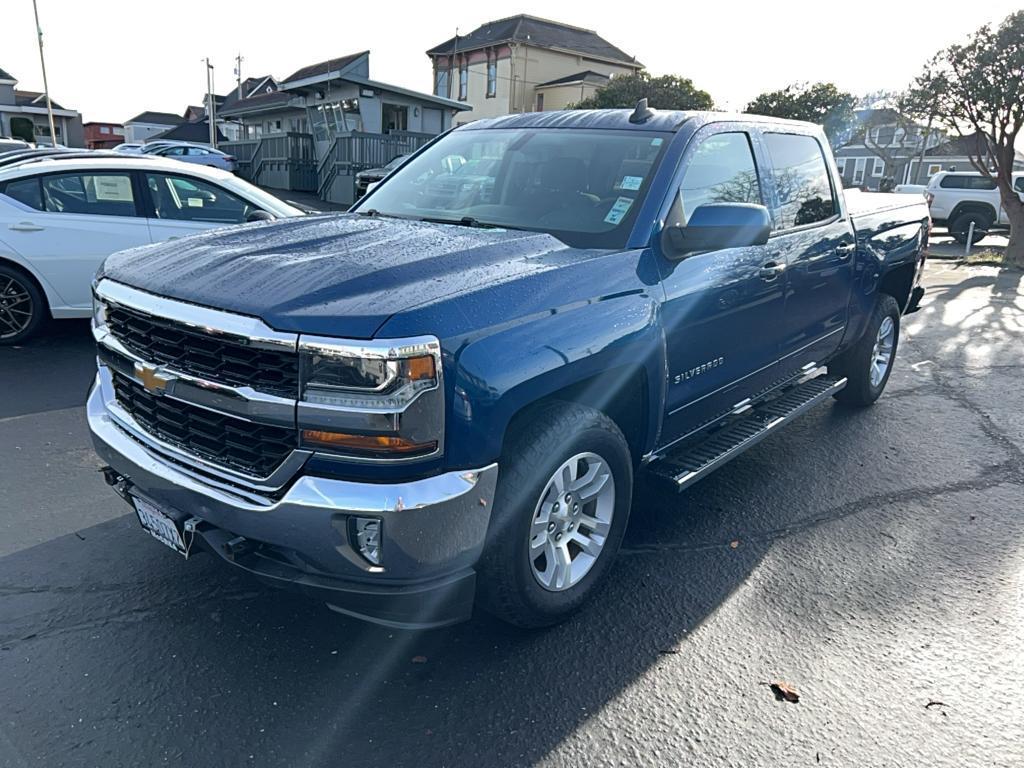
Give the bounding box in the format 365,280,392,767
569,72,714,111
909,11,1024,268
745,82,856,147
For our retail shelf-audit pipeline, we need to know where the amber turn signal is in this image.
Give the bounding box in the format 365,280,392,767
405,354,436,382
302,429,437,456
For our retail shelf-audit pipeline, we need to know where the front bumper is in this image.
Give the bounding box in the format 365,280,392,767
87,377,499,629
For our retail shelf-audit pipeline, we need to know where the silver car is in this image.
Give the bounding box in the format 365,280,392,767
146,143,238,173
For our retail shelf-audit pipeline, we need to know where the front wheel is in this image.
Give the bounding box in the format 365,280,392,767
477,402,633,628
830,294,900,407
950,212,991,245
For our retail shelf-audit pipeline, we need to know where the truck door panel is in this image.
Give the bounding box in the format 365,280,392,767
656,128,787,447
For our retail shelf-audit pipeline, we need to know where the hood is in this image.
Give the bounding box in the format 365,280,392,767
99,214,576,338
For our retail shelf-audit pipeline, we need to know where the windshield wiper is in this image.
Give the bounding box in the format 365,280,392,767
419,215,514,230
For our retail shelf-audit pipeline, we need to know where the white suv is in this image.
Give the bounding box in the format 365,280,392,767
925,170,1024,244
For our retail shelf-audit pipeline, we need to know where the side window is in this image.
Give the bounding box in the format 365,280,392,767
679,132,762,223
764,133,836,229
967,176,997,191
939,175,966,189
1,177,44,211
164,146,187,156
145,173,254,224
40,173,137,217
1014,177,1024,194
185,147,208,156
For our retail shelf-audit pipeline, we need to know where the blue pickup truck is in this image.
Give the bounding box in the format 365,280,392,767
88,104,929,629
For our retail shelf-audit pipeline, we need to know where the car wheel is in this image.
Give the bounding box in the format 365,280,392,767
830,294,900,407
950,212,991,245
477,402,633,628
0,265,45,345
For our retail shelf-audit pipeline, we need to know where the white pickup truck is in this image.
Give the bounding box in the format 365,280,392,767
925,170,1024,244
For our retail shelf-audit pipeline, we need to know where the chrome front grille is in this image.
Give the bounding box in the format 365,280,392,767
106,303,299,398
111,372,296,479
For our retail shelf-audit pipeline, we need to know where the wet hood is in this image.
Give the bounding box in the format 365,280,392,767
99,214,575,338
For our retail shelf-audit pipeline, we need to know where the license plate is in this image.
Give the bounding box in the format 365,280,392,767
133,497,187,556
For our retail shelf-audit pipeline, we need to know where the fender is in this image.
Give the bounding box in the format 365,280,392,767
446,285,665,468
0,239,70,311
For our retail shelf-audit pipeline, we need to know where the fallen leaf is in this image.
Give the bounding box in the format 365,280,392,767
729,540,739,549
658,648,680,655
769,681,800,703
411,655,428,664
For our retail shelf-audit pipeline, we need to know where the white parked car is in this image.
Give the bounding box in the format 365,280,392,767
925,170,1024,244
0,155,303,343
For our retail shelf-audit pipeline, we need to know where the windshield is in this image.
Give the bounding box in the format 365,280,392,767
358,128,671,248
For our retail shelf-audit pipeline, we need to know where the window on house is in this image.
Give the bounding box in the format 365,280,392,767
836,159,846,176
764,133,836,229
459,62,468,101
100,126,111,134
435,66,450,98
274,120,282,131
872,158,885,177
535,92,544,112
853,157,866,185
927,164,942,177
487,55,497,98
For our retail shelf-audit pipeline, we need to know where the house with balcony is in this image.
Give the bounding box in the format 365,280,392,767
219,50,468,204
0,66,84,146
425,15,643,122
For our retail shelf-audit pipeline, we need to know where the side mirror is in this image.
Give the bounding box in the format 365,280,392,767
661,200,772,258
246,210,274,223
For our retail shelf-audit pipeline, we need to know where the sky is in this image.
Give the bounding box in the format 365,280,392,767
1,0,1020,124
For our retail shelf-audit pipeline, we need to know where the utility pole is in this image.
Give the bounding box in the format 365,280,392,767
234,53,244,100
204,58,216,148
31,0,58,146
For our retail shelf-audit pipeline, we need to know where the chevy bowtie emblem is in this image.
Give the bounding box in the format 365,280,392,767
134,362,172,394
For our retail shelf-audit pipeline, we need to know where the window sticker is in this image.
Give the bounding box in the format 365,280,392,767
93,176,133,202
651,138,664,147
604,196,634,225
619,175,643,191
186,197,204,207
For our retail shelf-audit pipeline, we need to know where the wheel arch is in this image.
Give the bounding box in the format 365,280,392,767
949,202,998,227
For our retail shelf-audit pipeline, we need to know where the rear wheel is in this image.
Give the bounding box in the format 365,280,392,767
0,265,45,345
950,211,991,245
477,402,633,628
829,294,900,407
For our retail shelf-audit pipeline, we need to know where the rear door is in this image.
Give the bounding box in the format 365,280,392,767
657,125,788,446
141,171,258,241
0,170,151,310
759,130,855,377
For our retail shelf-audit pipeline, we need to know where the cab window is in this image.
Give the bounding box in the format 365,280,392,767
145,173,255,224
763,133,836,229
678,132,762,223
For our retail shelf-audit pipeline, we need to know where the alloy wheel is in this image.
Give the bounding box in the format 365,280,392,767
529,452,615,592
870,315,895,387
0,275,34,340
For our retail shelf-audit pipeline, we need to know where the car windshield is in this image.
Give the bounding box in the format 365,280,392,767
358,128,671,248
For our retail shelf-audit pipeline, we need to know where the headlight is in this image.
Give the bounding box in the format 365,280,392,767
297,335,444,461
92,292,108,331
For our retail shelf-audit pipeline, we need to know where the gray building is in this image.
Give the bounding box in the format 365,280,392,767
219,51,468,204
834,109,942,190
0,66,84,147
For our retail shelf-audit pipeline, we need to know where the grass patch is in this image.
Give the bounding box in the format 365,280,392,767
963,249,1006,266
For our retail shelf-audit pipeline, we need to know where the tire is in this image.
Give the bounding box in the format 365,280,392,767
476,402,633,628
950,211,991,245
0,265,46,345
829,294,900,407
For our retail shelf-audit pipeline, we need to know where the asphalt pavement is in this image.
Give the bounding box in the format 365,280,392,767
1,261,1022,767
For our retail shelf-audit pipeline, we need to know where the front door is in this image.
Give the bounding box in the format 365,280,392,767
657,127,788,447
760,131,856,377
142,171,259,242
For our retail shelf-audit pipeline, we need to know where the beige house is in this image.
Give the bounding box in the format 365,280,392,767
426,15,642,123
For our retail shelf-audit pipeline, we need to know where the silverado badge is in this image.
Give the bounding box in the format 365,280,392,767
673,357,724,385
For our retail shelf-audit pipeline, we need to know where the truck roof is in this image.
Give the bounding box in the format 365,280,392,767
459,109,820,133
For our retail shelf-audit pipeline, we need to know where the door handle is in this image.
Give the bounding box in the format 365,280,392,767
8,222,43,232
835,243,856,259
759,261,786,280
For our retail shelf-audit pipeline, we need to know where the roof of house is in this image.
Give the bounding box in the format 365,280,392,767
426,15,641,67
126,110,185,126
183,105,205,118
14,90,65,110
535,70,611,88
0,67,15,82
282,52,368,85
218,89,295,118
147,119,226,144
220,75,277,111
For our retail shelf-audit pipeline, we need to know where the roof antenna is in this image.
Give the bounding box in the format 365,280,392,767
629,97,655,124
